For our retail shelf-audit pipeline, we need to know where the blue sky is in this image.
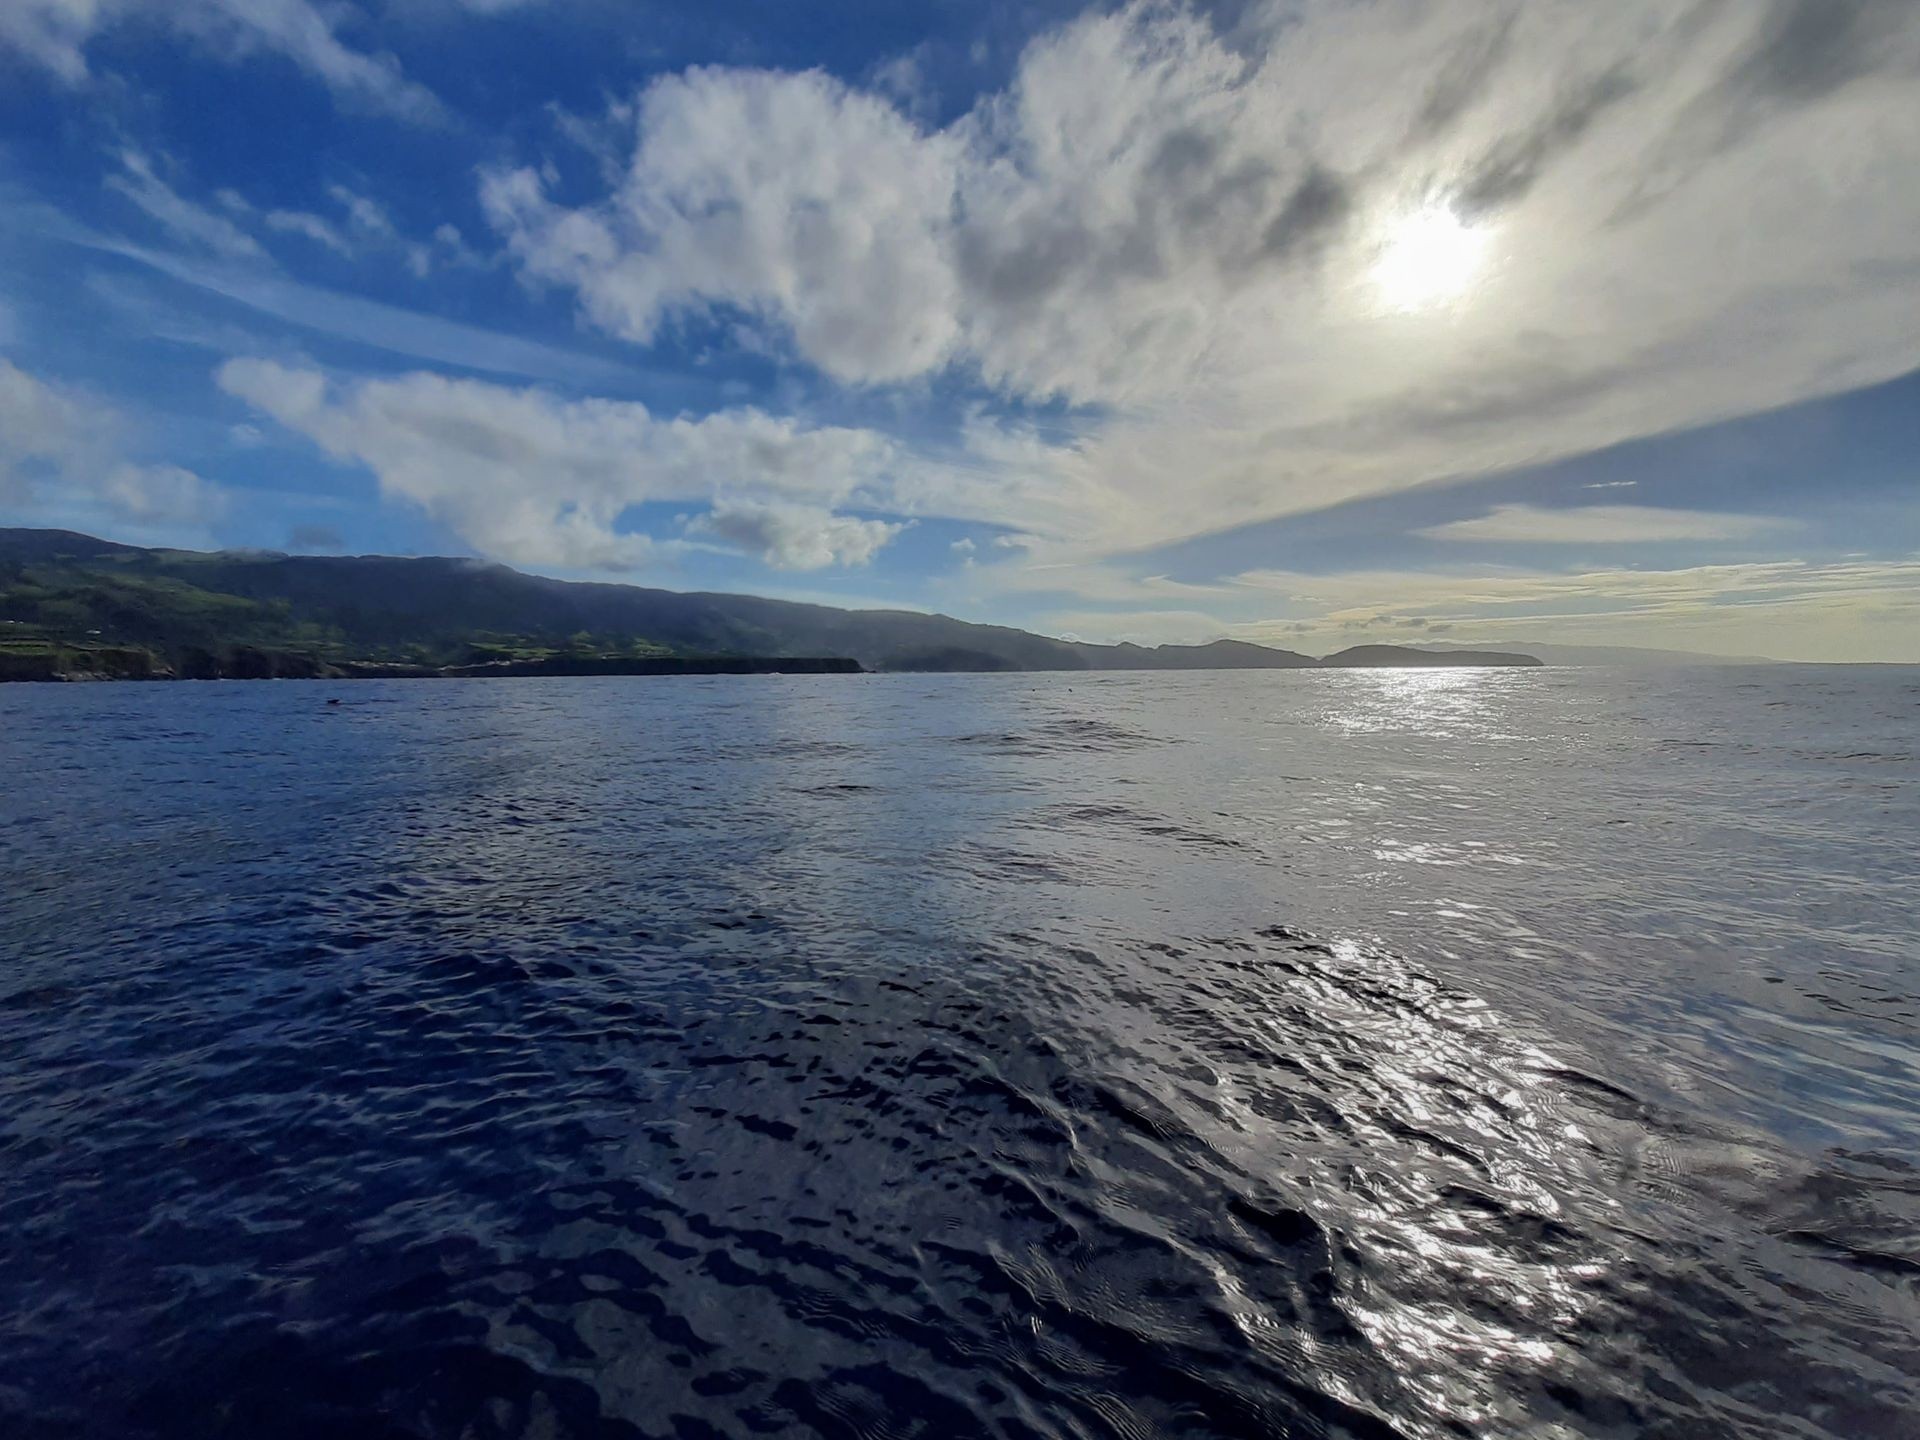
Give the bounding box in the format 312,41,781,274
1,0,1916,660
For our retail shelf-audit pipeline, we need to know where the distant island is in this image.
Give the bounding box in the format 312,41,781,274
1,529,1542,681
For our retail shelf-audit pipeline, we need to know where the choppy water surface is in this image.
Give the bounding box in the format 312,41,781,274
2,666,1917,1438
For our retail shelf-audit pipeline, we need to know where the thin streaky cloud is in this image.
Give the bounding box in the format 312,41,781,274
0,0,449,122
1419,504,1795,544
10,185,646,390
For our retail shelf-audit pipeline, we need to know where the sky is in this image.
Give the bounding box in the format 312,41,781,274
0,0,1916,662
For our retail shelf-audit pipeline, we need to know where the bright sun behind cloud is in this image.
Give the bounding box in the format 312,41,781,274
1369,205,1491,313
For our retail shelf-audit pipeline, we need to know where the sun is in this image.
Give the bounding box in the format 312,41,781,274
1369,205,1490,313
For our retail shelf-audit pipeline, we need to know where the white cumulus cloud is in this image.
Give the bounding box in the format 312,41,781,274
215,358,913,572
689,500,905,571
0,358,226,529
482,67,964,385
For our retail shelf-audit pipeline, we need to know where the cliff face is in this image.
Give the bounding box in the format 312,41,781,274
0,646,169,681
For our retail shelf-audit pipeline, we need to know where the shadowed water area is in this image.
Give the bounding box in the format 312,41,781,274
2,666,1916,1438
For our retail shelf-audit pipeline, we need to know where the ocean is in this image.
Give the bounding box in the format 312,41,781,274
2,665,1915,1438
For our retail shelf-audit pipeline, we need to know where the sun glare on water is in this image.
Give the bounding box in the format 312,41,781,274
1370,205,1490,313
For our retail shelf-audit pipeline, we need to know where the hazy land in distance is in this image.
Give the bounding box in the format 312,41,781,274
0,527,1777,682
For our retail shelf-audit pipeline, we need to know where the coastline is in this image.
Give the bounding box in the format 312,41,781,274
0,650,865,682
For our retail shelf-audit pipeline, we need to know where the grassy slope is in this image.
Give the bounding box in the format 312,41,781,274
0,529,1338,674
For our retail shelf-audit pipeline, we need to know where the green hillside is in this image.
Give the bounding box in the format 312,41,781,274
0,529,1536,679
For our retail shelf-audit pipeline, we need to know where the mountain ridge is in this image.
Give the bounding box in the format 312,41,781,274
0,528,1542,676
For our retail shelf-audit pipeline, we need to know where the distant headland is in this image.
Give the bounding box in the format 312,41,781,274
0,529,1546,681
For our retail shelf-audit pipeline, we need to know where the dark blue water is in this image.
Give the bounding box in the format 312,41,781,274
2,666,1916,1439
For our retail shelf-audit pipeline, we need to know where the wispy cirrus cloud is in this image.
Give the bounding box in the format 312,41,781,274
1418,504,1795,545
5,174,634,389
105,152,265,261
222,181,488,276
262,208,353,256
0,0,447,121
1230,557,1920,616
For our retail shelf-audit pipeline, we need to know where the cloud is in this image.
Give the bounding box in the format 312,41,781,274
482,0,1920,559
0,358,86,506
398,0,545,13
97,462,225,523
1038,608,1232,646
216,358,913,572
1419,504,1794,544
264,209,352,255
0,358,225,529
870,48,936,122
24,187,634,386
1231,555,1920,629
688,500,905,571
90,159,486,330
0,0,446,121
0,0,97,83
482,67,964,385
328,184,397,240
1226,555,1920,662
190,176,488,278
959,556,1237,607
105,152,265,260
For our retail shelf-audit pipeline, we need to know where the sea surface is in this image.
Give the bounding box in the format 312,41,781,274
1,666,1916,1439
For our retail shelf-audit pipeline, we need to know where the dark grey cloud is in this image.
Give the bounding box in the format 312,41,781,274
959,137,1345,319
1417,9,1518,134
1620,0,1920,216
954,217,1088,308
1257,166,1353,265
1151,128,1287,246
1459,67,1639,215
1727,0,1914,103
1276,347,1638,454
1146,124,1225,185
